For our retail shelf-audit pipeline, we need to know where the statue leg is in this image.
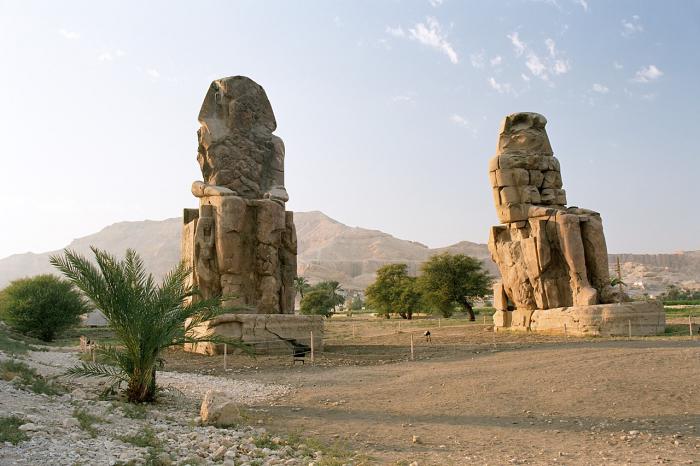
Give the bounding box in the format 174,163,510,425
580,215,617,303
556,213,597,306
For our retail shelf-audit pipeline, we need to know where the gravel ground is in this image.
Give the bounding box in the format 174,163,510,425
0,348,326,466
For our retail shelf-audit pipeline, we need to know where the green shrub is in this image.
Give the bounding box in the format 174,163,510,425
0,275,88,341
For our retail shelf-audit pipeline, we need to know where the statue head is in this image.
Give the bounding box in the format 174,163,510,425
497,112,553,156
198,76,276,142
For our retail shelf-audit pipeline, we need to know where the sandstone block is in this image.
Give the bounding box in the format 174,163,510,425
520,185,541,204
493,282,508,311
493,309,511,327
496,204,530,223
499,186,521,204
540,189,557,204
495,168,529,187
555,189,567,205
542,171,563,189
529,170,544,187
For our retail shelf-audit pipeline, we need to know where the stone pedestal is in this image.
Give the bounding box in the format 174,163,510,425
493,301,666,336
185,314,324,355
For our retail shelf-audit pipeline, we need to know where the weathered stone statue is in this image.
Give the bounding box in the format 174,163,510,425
488,112,664,335
182,76,321,354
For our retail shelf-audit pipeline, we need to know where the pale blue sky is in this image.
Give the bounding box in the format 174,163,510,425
1,0,698,258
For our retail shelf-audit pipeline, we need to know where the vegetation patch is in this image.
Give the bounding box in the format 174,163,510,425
0,330,32,354
286,432,369,466
252,433,280,450
109,401,149,420
118,426,162,449
0,359,63,395
0,415,29,444
72,407,104,437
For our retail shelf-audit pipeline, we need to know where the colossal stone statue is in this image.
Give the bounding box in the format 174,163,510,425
182,76,322,355
488,112,664,335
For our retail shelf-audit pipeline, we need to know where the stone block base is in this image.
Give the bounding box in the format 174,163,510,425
493,301,665,336
184,314,324,355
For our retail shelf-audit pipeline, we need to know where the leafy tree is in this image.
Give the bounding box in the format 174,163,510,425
293,276,310,299
417,253,492,320
365,264,420,319
50,247,244,403
299,281,344,318
0,274,88,341
349,295,364,311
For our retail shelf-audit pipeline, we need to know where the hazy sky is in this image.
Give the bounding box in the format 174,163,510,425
1,0,698,259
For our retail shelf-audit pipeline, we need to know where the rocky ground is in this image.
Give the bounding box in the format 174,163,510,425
0,348,336,465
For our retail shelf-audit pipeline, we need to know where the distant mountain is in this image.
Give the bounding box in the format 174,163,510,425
0,218,182,289
294,211,496,289
0,212,698,294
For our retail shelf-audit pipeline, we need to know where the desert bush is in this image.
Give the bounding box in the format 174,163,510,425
0,274,88,341
51,247,248,403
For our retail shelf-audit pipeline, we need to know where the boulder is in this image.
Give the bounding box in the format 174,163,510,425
200,390,248,427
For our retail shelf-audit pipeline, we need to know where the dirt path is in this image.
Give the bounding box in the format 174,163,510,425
245,340,700,465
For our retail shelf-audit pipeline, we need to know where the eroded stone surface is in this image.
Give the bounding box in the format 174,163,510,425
528,302,665,336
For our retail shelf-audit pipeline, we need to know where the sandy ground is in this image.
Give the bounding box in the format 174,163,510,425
161,317,700,465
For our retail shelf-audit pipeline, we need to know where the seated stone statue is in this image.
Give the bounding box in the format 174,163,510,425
488,112,619,311
182,76,296,315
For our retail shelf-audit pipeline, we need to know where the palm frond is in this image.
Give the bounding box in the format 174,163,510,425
66,361,128,381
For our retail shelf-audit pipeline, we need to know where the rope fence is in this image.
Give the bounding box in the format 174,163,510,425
80,314,697,370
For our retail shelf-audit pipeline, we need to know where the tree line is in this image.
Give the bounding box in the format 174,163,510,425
296,253,493,321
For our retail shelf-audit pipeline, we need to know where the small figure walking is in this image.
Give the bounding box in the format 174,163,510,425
423,330,431,343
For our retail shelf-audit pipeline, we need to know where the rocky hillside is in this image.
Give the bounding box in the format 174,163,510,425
0,212,697,293
295,211,495,289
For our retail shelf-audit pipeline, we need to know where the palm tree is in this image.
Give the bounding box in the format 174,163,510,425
293,276,310,299
318,280,345,312
50,247,245,403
